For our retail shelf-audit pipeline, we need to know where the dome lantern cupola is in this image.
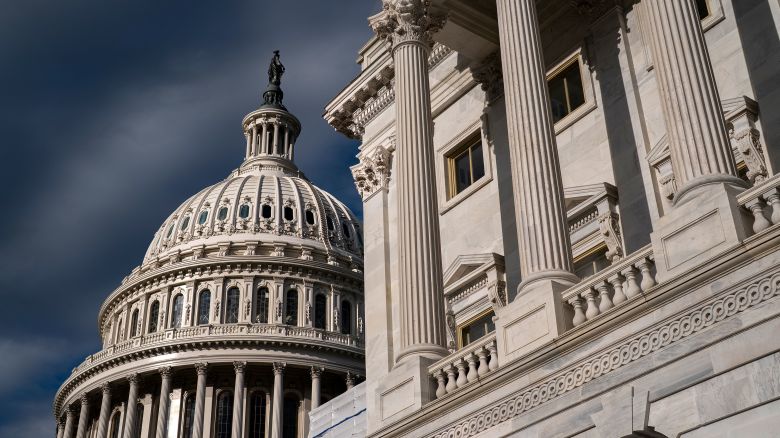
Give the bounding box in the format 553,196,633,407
242,51,301,172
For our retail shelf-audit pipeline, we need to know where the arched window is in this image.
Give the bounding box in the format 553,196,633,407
226,287,240,323
282,395,299,438
172,294,184,328
134,403,144,438
109,411,121,438
197,290,211,326
342,222,351,238
197,210,209,225
285,289,298,326
180,216,190,231
215,390,233,438
181,394,195,438
261,204,272,219
340,300,352,335
256,287,269,324
130,309,139,337
314,294,327,330
166,223,175,238
115,319,124,343
239,204,250,219
326,216,334,231
249,391,267,438
305,210,316,225
148,301,160,333
217,206,229,221
283,206,294,221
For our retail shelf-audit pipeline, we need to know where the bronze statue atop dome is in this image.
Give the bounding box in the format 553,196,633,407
268,50,285,86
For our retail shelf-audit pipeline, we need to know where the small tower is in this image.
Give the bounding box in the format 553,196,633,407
242,51,302,172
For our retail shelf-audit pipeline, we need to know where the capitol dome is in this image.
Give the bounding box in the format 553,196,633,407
53,52,365,438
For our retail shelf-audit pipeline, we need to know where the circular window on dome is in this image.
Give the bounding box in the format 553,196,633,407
305,210,316,226
217,206,229,221
197,210,208,225
166,223,175,238
283,206,294,222
180,216,190,231
239,204,250,219
261,204,272,219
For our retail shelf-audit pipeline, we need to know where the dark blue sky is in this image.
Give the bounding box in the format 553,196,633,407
0,1,376,435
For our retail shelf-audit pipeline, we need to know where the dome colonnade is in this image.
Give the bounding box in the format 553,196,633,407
53,52,365,438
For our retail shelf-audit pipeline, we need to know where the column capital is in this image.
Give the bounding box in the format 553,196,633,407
471,51,504,104
310,366,324,379
233,361,247,374
100,382,111,394
159,366,173,379
345,372,356,388
126,373,140,385
351,145,393,202
80,393,90,406
67,404,78,416
194,362,209,376
369,0,447,50
272,362,286,376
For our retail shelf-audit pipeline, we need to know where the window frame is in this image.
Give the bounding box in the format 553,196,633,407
545,48,596,134
437,119,494,214
457,308,496,349
197,289,211,326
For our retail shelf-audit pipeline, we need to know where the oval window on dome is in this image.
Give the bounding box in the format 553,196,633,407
326,216,334,231
342,222,351,238
217,206,228,221
305,210,316,226
283,206,294,222
239,204,250,219
180,216,190,231
166,223,175,238
198,210,208,225
261,204,272,219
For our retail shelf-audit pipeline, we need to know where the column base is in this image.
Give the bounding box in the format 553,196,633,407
372,356,438,430
651,180,751,283
496,277,576,364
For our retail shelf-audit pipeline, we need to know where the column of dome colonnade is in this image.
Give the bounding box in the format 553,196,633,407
155,367,173,438
122,374,140,438
231,362,247,438
645,0,750,279
370,0,448,364
270,362,285,438
192,362,208,438
75,393,90,438
311,367,324,409
96,382,111,438
62,406,75,438
492,0,579,362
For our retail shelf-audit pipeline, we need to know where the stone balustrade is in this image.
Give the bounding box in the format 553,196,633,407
73,324,362,375
737,173,780,235
429,335,498,400
563,246,657,328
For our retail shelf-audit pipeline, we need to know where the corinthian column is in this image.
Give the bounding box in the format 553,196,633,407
57,419,65,438
192,363,208,438
75,393,90,438
155,367,173,438
496,0,577,288
96,383,111,438
231,362,246,438
310,367,323,409
62,406,76,438
370,0,448,364
644,0,742,201
122,374,140,438
270,362,285,438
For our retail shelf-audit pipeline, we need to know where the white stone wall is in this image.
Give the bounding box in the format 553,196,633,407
308,383,366,438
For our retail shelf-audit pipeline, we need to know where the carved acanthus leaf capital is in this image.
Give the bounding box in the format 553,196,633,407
194,362,209,376
370,0,447,50
310,366,324,379
233,361,247,374
472,51,504,103
158,366,173,379
272,362,286,375
100,382,112,394
351,145,393,201
126,373,140,385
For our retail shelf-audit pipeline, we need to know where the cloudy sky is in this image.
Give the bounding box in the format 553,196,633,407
0,1,377,435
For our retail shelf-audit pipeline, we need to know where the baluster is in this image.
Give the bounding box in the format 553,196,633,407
455,359,468,388
609,274,627,305
569,296,586,327
444,364,457,394
487,341,498,371
433,370,446,399
465,353,478,383
637,258,657,291
622,266,641,299
596,281,613,313
746,198,772,234
763,189,780,225
583,290,600,320
476,347,490,377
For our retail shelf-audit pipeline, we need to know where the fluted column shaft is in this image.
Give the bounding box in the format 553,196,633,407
270,362,285,438
310,367,323,409
62,408,76,438
192,363,208,438
155,367,173,438
495,0,577,287
57,421,65,438
123,374,140,438
231,362,246,438
75,394,90,438
372,0,449,363
96,384,111,438
645,0,740,199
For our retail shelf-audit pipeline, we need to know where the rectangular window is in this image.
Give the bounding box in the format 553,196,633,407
548,58,586,123
458,310,495,348
447,137,485,198
573,247,610,279
695,0,711,19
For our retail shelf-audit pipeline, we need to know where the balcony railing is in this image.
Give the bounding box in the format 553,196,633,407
738,173,780,236
429,334,498,399
73,324,363,375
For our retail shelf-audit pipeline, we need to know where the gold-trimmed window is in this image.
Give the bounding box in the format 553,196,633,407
458,309,495,348
547,57,586,123
447,135,485,198
573,244,610,279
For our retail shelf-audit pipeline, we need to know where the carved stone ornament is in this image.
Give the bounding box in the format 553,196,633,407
310,366,324,379
472,51,504,103
100,382,111,394
158,366,173,378
233,361,247,373
194,362,208,375
369,0,447,50
487,280,508,309
731,127,768,184
598,212,624,263
272,362,286,375
351,145,393,201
